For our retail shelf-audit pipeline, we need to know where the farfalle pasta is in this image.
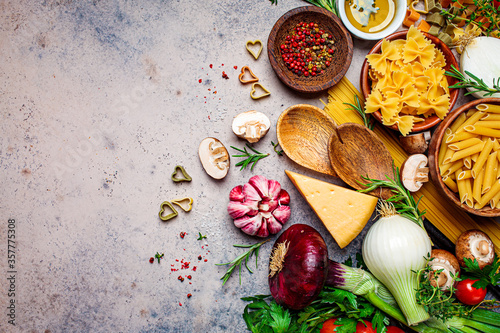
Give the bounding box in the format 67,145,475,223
365,26,451,136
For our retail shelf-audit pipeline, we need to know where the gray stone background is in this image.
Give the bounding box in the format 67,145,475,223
0,0,474,332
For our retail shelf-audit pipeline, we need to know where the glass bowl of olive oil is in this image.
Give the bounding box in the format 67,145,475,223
337,0,406,40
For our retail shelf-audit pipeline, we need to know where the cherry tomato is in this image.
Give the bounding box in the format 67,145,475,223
320,318,341,333
386,326,405,333
355,320,375,333
494,0,500,9
455,279,487,305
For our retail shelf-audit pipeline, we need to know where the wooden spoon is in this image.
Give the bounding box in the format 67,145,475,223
277,104,337,176
328,123,394,199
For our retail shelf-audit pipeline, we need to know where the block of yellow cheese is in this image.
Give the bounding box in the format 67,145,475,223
285,170,378,249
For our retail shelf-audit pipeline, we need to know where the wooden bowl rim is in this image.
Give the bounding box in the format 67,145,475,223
429,97,500,217
360,29,459,133
268,6,353,93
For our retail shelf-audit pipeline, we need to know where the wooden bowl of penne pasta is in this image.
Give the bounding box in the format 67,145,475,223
360,27,459,137
428,98,500,217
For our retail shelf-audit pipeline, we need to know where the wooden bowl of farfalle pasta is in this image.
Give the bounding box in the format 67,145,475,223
428,98,500,217
360,26,459,137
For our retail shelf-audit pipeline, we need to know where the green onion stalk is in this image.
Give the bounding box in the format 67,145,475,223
325,261,500,333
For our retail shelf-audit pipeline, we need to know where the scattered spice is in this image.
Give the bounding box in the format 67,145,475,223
187,275,192,280
198,79,202,83
178,275,185,282
180,231,186,239
198,255,203,260
197,232,207,240
209,64,213,68
280,21,335,77
187,293,192,298
234,66,238,70
149,257,154,264
222,71,229,79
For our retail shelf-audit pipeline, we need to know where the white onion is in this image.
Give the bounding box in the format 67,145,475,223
362,210,432,326
460,36,500,99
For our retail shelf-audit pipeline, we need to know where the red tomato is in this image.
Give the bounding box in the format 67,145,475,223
494,0,500,8
386,326,405,333
455,279,487,305
355,320,375,333
320,318,341,333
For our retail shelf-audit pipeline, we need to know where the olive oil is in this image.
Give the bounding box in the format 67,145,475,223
345,0,396,33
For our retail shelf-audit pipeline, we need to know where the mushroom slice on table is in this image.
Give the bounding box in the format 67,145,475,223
455,229,495,269
400,154,429,192
232,110,270,143
198,137,230,179
428,249,460,290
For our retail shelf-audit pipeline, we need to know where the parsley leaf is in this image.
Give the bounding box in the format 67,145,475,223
462,255,500,289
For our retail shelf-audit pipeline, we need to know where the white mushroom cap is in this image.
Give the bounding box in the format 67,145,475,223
198,137,230,179
400,154,429,192
456,229,495,269
428,249,460,290
232,110,270,143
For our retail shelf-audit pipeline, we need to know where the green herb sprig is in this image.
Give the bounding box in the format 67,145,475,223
440,0,499,36
344,94,373,130
359,164,426,231
446,65,500,97
462,255,500,289
271,141,284,156
268,0,338,15
415,258,465,322
231,144,269,171
242,287,390,333
197,232,207,240
216,239,269,286
154,252,164,264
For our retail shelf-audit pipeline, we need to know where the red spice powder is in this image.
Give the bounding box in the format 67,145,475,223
209,64,213,68
198,79,202,83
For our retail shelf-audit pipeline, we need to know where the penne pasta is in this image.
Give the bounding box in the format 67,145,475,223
482,151,498,194
443,176,458,192
476,179,500,209
471,139,494,178
472,167,485,202
438,128,452,166
456,111,485,133
450,141,486,163
472,121,500,129
477,103,500,113
446,131,477,143
457,170,472,180
448,138,483,151
465,125,500,138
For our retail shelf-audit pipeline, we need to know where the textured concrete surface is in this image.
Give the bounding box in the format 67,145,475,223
0,1,472,332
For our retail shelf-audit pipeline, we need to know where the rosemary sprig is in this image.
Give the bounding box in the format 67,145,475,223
231,144,269,171
446,65,500,97
197,232,207,240
344,94,373,130
271,141,284,156
216,239,269,286
358,164,427,231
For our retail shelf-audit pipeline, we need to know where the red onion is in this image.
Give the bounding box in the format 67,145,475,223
268,223,328,310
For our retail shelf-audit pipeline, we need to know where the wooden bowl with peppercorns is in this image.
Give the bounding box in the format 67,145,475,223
268,6,353,93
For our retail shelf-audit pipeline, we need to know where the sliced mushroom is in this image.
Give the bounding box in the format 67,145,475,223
400,154,429,192
232,110,270,143
428,249,460,290
455,229,495,269
198,137,230,179
399,131,431,155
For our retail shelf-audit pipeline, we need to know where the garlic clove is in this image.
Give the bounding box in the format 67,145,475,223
278,190,290,205
272,205,291,224
256,219,270,238
237,214,263,236
243,182,262,202
268,179,282,199
227,200,259,219
266,216,283,235
229,185,245,202
249,175,270,199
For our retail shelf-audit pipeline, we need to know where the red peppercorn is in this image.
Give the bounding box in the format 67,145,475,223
149,257,154,263
187,275,192,280
180,232,186,238
187,293,192,298
178,276,184,282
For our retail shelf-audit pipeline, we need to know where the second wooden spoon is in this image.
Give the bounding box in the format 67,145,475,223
328,122,394,199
